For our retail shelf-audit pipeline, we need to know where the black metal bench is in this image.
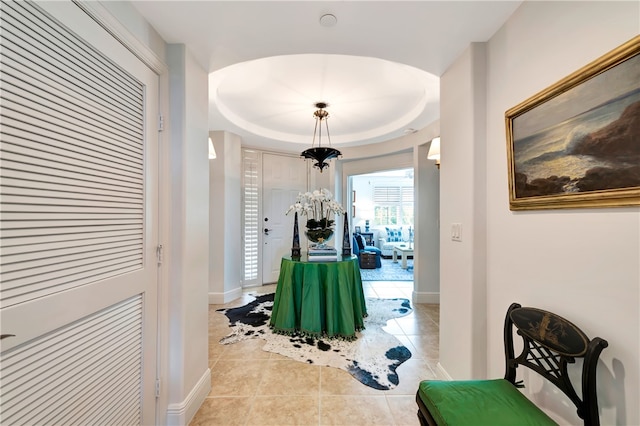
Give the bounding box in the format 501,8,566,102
416,302,608,426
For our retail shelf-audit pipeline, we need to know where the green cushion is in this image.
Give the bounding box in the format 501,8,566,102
418,379,558,426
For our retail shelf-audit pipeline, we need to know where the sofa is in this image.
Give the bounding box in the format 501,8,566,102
378,226,414,258
352,234,382,268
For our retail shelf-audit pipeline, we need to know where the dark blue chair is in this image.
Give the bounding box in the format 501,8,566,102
352,234,382,268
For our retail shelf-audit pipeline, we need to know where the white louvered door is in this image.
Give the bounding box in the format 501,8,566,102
0,1,158,424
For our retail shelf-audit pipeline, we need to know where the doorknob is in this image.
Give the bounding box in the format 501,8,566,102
264,228,272,235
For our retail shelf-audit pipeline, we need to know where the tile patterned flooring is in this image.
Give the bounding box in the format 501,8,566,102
191,281,440,426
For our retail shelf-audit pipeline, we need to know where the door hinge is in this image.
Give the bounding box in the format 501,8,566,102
158,114,164,132
155,379,161,398
156,244,163,265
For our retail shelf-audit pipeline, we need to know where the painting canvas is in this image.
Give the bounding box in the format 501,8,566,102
506,36,640,210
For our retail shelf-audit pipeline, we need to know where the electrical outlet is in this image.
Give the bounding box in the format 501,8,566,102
451,223,462,242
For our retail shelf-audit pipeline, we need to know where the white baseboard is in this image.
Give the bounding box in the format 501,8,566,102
208,286,243,304
412,291,439,304
166,368,211,426
435,362,452,380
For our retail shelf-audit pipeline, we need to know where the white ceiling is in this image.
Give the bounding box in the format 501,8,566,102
131,1,522,152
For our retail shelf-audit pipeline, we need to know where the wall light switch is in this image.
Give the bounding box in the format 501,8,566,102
451,223,462,242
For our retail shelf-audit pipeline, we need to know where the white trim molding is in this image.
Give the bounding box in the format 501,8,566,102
435,362,453,381
72,0,166,74
166,368,211,426
208,286,243,304
412,291,440,304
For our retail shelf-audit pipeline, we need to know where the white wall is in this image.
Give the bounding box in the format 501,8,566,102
310,164,332,191
441,2,640,425
209,131,243,303
166,44,211,424
414,142,440,304
351,175,373,231
98,1,166,62
439,42,488,380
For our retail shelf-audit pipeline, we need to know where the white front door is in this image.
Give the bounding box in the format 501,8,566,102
261,153,307,284
0,2,158,424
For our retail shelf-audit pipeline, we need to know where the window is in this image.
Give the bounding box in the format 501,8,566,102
373,185,414,226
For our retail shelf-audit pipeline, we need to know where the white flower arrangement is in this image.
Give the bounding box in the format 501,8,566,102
286,188,345,229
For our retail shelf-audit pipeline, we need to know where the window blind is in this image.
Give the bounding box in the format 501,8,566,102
373,186,401,203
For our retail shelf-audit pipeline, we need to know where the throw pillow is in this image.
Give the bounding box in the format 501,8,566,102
385,227,402,242
355,234,365,250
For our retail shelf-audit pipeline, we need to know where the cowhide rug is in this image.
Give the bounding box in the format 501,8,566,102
217,293,413,390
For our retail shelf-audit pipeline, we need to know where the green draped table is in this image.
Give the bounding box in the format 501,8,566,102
269,254,368,340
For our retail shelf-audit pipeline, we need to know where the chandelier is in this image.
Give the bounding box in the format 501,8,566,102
301,102,341,172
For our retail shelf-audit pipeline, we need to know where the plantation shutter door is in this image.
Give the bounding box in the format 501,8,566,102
0,1,159,425
242,149,260,285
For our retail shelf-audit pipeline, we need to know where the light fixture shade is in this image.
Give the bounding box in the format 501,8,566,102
301,102,341,172
208,137,217,159
301,147,341,172
427,137,440,161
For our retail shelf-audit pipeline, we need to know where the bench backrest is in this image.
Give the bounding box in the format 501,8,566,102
503,303,608,426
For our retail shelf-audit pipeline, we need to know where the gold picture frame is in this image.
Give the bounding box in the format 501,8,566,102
505,35,640,211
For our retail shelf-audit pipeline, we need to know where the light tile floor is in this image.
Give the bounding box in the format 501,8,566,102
191,281,440,426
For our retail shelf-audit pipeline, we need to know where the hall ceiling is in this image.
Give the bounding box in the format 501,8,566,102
131,1,522,151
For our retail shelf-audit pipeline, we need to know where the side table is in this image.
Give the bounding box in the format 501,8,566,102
270,255,367,339
359,251,377,269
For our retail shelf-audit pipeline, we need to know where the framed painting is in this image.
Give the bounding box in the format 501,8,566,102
506,35,640,210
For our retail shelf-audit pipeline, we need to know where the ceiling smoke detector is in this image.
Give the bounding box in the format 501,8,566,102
319,14,337,27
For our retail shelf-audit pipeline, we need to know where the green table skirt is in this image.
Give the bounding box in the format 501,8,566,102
269,256,368,340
